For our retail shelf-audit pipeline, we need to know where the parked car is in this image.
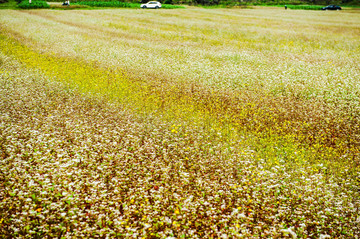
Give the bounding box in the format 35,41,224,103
322,5,341,10
141,1,161,8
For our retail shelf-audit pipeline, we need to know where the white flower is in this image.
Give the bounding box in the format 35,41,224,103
221,234,228,239
164,217,172,224
281,227,297,239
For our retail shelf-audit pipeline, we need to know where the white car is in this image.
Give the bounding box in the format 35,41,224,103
141,1,161,9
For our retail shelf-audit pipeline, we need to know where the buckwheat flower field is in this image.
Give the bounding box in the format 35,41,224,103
0,7,359,238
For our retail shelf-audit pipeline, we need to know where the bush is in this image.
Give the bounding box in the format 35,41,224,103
73,1,185,8
288,4,323,10
162,3,185,8
18,0,49,8
73,1,137,8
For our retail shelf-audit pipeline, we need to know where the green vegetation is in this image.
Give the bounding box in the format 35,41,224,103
285,5,322,10
255,4,323,10
73,1,185,9
0,0,17,9
0,0,185,9
157,4,185,8
72,1,139,8
17,0,49,9
180,0,358,6
1,0,359,10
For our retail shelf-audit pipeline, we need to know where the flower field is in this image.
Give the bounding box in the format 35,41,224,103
0,8,360,238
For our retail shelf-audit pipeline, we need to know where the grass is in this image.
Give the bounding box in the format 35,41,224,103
0,0,185,9
0,0,17,9
0,7,360,238
271,4,323,10
72,2,185,9
18,0,50,9
72,1,140,8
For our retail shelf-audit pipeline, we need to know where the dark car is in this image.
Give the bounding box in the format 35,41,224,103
322,5,341,10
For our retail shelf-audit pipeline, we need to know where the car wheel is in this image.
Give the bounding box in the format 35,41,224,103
155,6,159,9
142,6,146,8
